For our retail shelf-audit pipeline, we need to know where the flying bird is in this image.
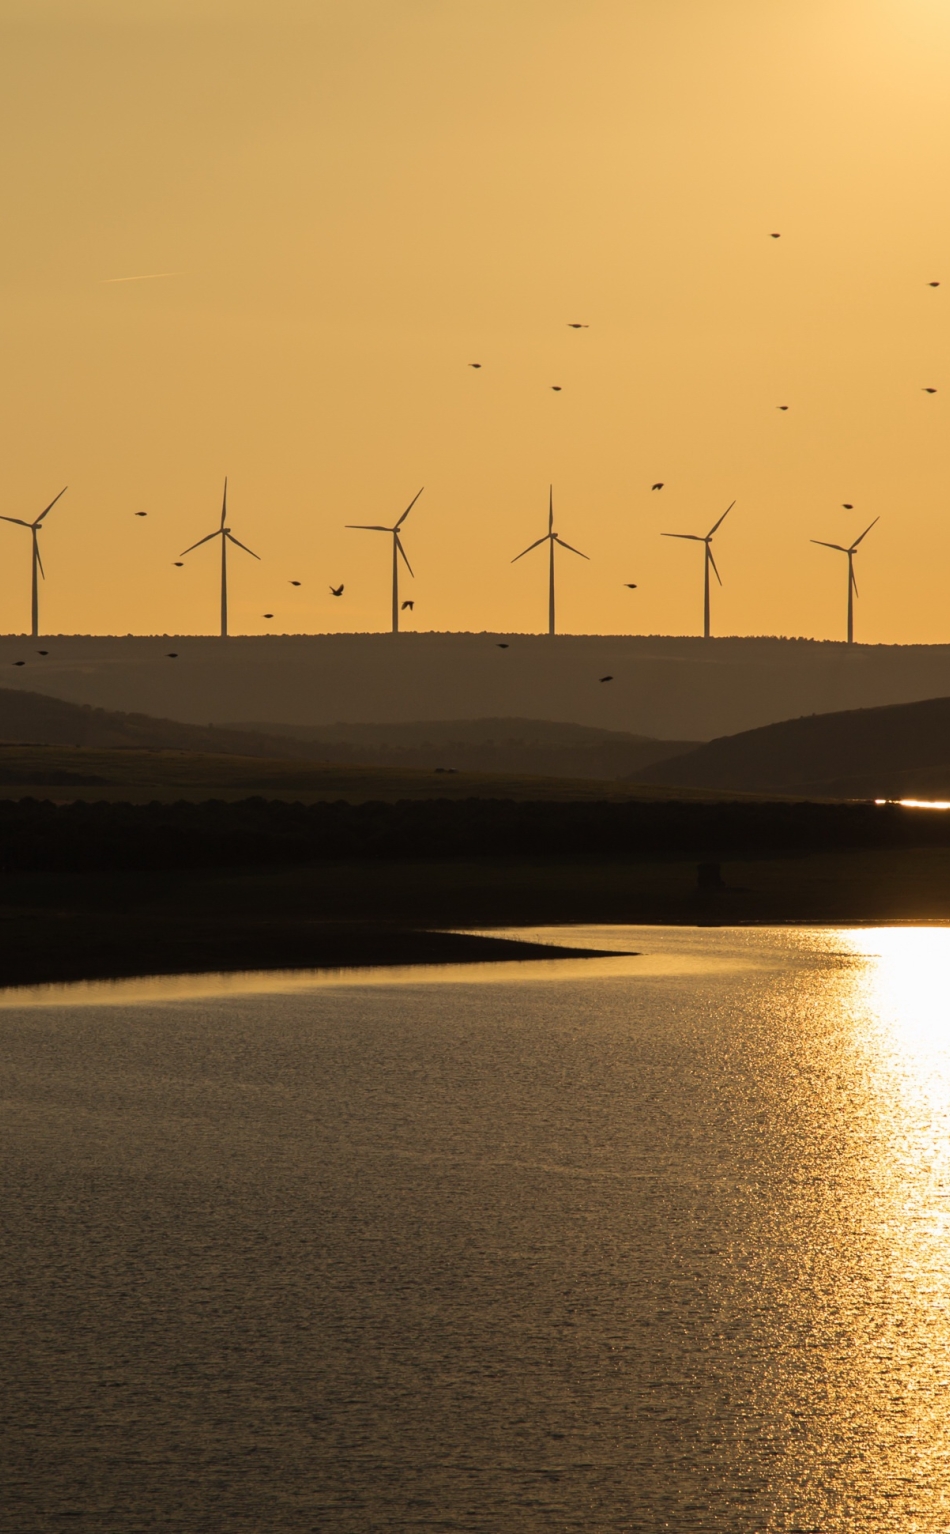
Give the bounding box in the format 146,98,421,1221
624,583,638,589
330,583,344,596
13,661,24,667
468,363,482,369
289,580,301,586
134,511,147,517
843,503,854,509
652,482,664,491
37,650,47,655
263,613,273,619
567,323,589,329
496,642,509,649
924,387,938,393
777,405,789,410
401,600,414,610
770,232,781,238
551,385,562,392
173,561,184,567
599,675,613,682
166,652,178,658
930,282,940,287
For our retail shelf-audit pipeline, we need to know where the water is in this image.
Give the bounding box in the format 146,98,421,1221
4,925,950,1532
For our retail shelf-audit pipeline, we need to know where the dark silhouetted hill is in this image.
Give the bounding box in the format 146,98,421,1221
632,695,950,798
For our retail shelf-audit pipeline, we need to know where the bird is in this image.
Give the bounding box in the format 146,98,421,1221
330,583,344,596
263,613,273,619
13,661,24,667
469,362,482,369
166,652,178,658
777,405,789,410
134,511,147,517
652,482,664,491
37,650,47,655
624,583,638,589
551,385,562,392
401,600,414,611
843,503,854,509
289,580,301,586
599,675,613,682
173,561,184,567
567,323,589,329
496,642,509,648
930,281,940,287
770,232,781,238
924,387,938,393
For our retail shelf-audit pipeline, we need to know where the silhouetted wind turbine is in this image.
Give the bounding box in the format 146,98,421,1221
0,487,67,638
179,478,260,638
347,488,423,633
811,517,878,645
662,502,734,639
511,487,589,636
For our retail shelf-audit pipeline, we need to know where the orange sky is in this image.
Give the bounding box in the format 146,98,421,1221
2,0,950,641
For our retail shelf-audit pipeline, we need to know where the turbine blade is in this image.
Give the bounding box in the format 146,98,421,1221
548,486,554,535
707,545,722,585
346,524,390,531
225,532,261,560
850,517,879,551
395,533,414,576
811,540,848,552
851,564,859,598
220,477,228,530
554,535,589,560
0,517,32,527
661,532,703,541
511,534,550,562
706,500,735,539
394,487,424,529
179,529,221,556
35,542,46,580
33,486,68,525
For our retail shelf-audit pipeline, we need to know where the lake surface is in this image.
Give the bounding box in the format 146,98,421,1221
4,925,950,1532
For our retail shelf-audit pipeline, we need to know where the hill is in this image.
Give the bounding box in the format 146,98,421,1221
6,632,950,741
633,694,950,798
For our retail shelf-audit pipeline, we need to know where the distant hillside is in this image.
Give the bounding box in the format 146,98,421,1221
0,691,692,779
633,695,950,798
232,717,699,780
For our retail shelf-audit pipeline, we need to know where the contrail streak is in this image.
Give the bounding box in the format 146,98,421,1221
101,272,181,284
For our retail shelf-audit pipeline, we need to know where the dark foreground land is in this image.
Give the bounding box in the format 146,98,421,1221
2,796,950,984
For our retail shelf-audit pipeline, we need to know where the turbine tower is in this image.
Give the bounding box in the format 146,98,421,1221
0,487,68,638
180,479,260,638
811,517,878,645
511,487,589,636
662,501,734,639
347,488,423,634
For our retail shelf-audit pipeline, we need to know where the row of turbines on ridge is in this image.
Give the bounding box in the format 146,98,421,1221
2,481,879,645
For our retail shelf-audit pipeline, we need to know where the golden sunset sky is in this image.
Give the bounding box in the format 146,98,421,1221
2,0,950,640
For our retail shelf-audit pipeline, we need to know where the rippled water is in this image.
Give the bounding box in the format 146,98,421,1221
5,925,950,1532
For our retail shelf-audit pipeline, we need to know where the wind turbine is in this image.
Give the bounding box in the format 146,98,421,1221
347,488,423,634
511,487,589,636
811,517,878,645
179,479,260,638
662,501,734,639
0,487,68,638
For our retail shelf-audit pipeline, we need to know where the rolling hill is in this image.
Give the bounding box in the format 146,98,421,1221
633,694,950,799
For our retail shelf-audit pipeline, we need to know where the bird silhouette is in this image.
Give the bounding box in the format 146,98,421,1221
166,653,178,658
777,405,789,410
289,580,301,586
652,482,664,491
37,650,47,655
770,232,781,238
134,511,147,517
263,613,273,619
930,282,941,287
330,584,344,596
13,661,24,667
551,385,562,392
401,600,414,611
496,642,509,649
843,503,854,510
924,387,938,393
567,323,589,329
469,363,482,369
173,561,184,567
624,583,638,589
599,675,613,682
